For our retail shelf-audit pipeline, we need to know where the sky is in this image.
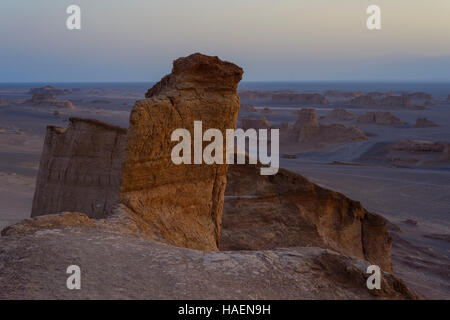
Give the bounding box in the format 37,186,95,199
0,0,449,82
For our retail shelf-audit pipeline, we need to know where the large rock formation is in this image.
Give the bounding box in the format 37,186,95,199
31,118,127,218
281,109,367,148
222,162,393,272
120,53,243,251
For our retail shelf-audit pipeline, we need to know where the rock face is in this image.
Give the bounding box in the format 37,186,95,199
239,90,329,105
222,162,393,272
31,118,127,219
282,108,367,147
414,118,438,128
27,93,75,109
120,53,243,251
357,111,403,126
0,215,418,299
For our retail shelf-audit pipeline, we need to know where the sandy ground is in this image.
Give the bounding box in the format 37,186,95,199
0,85,449,299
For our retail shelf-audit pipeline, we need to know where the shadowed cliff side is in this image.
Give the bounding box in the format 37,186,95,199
222,162,393,272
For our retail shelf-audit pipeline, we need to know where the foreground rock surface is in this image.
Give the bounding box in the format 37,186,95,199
0,213,418,300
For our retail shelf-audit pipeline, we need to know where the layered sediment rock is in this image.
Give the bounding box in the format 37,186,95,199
31,118,127,218
120,53,243,251
222,162,393,272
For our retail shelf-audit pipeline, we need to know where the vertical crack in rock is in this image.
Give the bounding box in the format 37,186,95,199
119,53,243,251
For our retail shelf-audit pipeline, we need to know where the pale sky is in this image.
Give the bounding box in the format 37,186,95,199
0,0,449,82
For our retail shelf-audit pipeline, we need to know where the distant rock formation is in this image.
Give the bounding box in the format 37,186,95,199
239,90,329,105
349,94,424,109
357,111,403,126
29,85,71,95
120,53,243,251
240,117,272,131
323,108,358,121
414,118,438,128
26,93,75,109
282,108,367,147
407,92,432,101
324,90,363,99
240,103,257,112
359,139,450,167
